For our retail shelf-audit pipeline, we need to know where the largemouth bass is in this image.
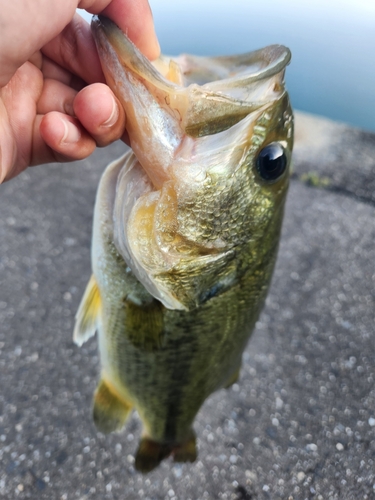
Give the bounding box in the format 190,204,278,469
74,15,293,472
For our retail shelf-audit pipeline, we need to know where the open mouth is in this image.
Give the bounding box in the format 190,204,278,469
91,15,291,186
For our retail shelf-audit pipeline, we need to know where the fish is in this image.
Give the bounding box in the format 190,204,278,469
73,15,293,473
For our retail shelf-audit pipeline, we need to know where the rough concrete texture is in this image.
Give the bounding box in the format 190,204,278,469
0,111,374,500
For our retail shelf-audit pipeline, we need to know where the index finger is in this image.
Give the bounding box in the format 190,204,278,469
42,0,159,86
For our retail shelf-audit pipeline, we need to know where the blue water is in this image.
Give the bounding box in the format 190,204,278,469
79,1,375,131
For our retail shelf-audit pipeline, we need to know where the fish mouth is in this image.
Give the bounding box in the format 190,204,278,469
91,15,291,188
92,15,291,140
91,15,291,87
91,16,293,311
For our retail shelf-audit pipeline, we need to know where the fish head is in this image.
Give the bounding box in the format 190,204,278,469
91,16,293,310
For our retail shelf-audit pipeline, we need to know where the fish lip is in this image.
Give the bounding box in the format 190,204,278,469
91,15,178,93
91,15,291,89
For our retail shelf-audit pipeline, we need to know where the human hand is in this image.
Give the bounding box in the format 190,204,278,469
0,0,160,182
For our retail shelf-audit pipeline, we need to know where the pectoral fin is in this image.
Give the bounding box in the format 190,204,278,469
73,275,101,346
93,378,132,434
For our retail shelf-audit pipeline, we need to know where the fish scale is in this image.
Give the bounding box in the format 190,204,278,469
73,15,293,472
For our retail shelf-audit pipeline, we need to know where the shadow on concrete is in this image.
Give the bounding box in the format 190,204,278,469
0,112,374,499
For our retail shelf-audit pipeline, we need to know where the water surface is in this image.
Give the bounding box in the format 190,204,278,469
79,1,375,131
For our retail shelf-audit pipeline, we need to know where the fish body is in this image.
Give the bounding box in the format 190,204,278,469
74,16,293,472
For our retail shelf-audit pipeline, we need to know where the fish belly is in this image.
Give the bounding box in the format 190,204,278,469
91,156,277,445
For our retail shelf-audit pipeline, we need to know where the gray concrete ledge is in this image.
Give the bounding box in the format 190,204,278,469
0,112,374,499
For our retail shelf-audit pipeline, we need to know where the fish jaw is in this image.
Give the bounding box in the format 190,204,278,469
91,16,184,189
91,16,293,311
91,15,291,186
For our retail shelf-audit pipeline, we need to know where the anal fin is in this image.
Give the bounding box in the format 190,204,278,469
73,275,101,346
93,378,132,434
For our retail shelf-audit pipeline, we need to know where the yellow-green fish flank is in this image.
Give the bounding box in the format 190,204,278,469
74,15,293,472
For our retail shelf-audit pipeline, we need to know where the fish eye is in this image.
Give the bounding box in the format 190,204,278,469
256,142,287,182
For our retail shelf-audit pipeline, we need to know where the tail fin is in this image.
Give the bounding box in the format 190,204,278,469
135,433,197,473
135,438,172,473
173,434,197,464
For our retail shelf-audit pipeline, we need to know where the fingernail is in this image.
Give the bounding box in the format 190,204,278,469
101,96,119,128
151,34,161,58
147,2,161,58
61,118,81,144
147,26,160,60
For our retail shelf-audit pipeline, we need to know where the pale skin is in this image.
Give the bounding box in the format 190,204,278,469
0,0,160,182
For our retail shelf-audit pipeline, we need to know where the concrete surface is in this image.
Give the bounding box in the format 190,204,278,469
0,112,374,500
